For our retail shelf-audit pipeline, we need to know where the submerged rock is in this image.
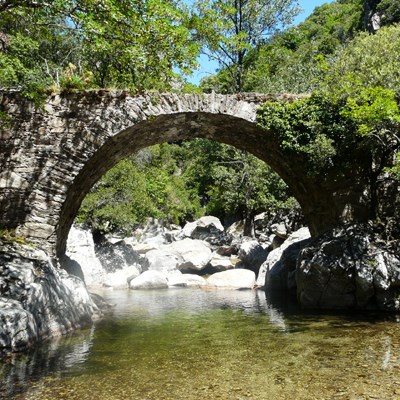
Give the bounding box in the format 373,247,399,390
167,274,207,288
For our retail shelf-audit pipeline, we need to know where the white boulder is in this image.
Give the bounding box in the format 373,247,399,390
103,265,141,289
167,274,207,288
181,216,224,239
145,249,182,272
208,253,236,272
66,225,104,286
129,270,169,290
207,269,256,290
163,238,212,272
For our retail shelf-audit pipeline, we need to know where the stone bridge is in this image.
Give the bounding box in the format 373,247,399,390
0,90,369,257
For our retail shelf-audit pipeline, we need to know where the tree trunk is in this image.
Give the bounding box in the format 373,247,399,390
243,211,254,237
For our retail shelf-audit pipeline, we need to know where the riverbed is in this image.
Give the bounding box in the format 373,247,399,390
1,288,400,400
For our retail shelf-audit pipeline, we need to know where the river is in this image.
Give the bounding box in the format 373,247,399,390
1,288,400,400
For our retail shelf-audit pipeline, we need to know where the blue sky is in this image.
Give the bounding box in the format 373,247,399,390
186,0,334,84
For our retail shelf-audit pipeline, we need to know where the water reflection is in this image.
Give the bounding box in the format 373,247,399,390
0,327,94,399
2,289,400,400
100,288,289,331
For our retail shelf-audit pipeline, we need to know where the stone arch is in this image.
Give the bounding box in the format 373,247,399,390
56,111,301,256
0,91,369,257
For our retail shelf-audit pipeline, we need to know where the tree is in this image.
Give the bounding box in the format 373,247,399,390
77,144,203,234
258,24,400,220
192,0,300,92
377,0,400,26
178,139,293,234
0,0,199,93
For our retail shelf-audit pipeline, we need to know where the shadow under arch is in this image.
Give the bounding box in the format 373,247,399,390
56,111,311,257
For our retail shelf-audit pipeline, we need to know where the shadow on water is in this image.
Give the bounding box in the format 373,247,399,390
263,288,400,333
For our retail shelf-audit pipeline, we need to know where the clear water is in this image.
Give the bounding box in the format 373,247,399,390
1,288,400,400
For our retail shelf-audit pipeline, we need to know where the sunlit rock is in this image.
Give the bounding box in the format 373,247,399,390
226,220,244,237
237,240,268,274
206,253,236,273
256,227,311,290
145,249,182,272
94,239,143,273
162,238,212,272
206,269,256,290
297,223,400,310
0,171,30,190
66,226,144,288
167,274,207,288
129,270,169,290
131,242,159,254
66,226,104,286
0,242,99,355
181,216,224,240
103,265,141,289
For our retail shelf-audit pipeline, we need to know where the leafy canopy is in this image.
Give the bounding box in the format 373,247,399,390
258,23,400,188
0,0,199,94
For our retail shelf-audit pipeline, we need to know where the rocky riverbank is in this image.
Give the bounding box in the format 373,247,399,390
2,212,400,355
66,214,400,312
65,214,309,291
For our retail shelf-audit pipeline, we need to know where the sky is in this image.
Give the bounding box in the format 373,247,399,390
186,0,334,85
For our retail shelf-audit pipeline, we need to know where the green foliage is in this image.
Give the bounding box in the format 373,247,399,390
77,144,203,234
0,110,11,128
315,24,400,158
192,0,300,92
77,159,155,233
258,95,350,175
77,140,293,234
321,24,400,97
376,0,400,26
254,17,400,212
0,0,200,97
238,0,363,94
341,86,400,136
388,152,400,179
258,85,400,182
170,139,294,222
